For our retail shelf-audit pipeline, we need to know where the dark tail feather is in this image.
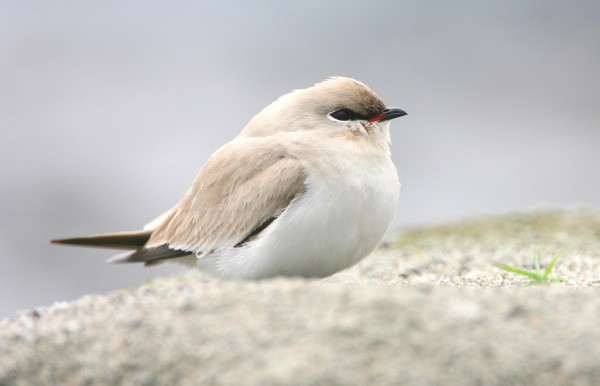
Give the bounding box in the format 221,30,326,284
53,230,193,267
51,230,152,250
108,246,191,265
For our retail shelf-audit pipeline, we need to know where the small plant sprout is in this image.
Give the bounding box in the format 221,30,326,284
495,252,563,285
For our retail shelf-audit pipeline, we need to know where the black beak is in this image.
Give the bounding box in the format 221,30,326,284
368,107,407,123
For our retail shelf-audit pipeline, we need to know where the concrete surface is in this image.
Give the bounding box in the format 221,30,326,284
1,209,599,385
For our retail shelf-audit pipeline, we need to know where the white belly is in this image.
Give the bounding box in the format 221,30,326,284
200,151,400,279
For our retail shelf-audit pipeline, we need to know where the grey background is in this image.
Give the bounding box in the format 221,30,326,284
1,1,599,318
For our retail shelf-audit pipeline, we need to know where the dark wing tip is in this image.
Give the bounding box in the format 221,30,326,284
51,230,152,250
107,245,191,265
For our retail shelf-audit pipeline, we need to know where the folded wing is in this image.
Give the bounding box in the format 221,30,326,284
53,137,307,266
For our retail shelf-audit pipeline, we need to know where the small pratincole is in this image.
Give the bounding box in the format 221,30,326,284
52,77,407,279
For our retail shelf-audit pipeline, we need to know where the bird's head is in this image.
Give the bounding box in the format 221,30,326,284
243,76,406,140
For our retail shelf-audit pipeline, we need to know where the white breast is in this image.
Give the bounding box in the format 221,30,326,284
200,132,400,280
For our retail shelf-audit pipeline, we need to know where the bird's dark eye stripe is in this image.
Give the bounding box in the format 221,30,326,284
330,108,368,121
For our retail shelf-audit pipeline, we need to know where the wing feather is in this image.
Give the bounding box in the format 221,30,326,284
147,137,307,254
51,230,151,250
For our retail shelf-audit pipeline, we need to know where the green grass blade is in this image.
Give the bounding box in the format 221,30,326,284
544,253,562,279
494,263,542,280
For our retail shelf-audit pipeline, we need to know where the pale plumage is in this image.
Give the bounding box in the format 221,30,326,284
52,77,407,279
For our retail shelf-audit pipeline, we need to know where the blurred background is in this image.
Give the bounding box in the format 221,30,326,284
1,1,599,318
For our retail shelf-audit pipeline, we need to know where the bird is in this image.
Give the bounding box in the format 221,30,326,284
52,76,407,280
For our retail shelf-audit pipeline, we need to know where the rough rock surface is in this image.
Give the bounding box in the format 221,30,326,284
1,210,599,385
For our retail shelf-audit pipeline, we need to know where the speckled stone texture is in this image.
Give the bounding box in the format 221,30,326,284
1,210,599,386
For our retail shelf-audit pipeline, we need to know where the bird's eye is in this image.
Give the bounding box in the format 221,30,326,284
329,108,369,122
329,108,352,121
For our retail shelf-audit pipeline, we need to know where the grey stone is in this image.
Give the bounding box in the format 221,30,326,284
1,210,599,386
